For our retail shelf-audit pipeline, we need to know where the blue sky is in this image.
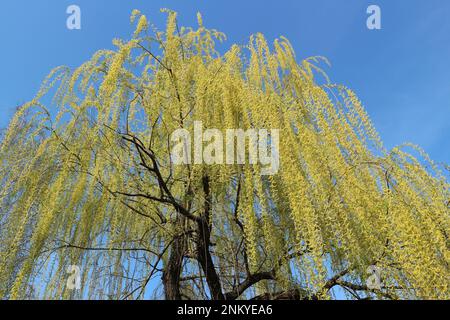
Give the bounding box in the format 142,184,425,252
0,0,449,164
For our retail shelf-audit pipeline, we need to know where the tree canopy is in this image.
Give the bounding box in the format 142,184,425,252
0,10,448,300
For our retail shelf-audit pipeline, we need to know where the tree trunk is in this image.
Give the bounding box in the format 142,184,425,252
197,175,225,300
196,217,225,300
162,219,186,300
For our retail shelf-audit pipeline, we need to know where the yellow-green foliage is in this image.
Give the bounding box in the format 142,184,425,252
0,10,448,300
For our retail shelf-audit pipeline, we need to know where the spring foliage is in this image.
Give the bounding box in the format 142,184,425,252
0,10,449,300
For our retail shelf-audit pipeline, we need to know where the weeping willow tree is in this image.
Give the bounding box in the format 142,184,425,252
0,9,449,300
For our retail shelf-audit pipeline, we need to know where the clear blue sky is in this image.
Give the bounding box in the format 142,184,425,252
0,0,449,166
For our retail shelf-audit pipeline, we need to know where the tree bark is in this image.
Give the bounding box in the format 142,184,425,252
196,175,225,300
196,217,225,300
162,218,186,300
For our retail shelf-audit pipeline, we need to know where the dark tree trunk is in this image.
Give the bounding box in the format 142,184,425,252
162,219,186,300
197,175,225,300
196,217,225,300
163,175,225,300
